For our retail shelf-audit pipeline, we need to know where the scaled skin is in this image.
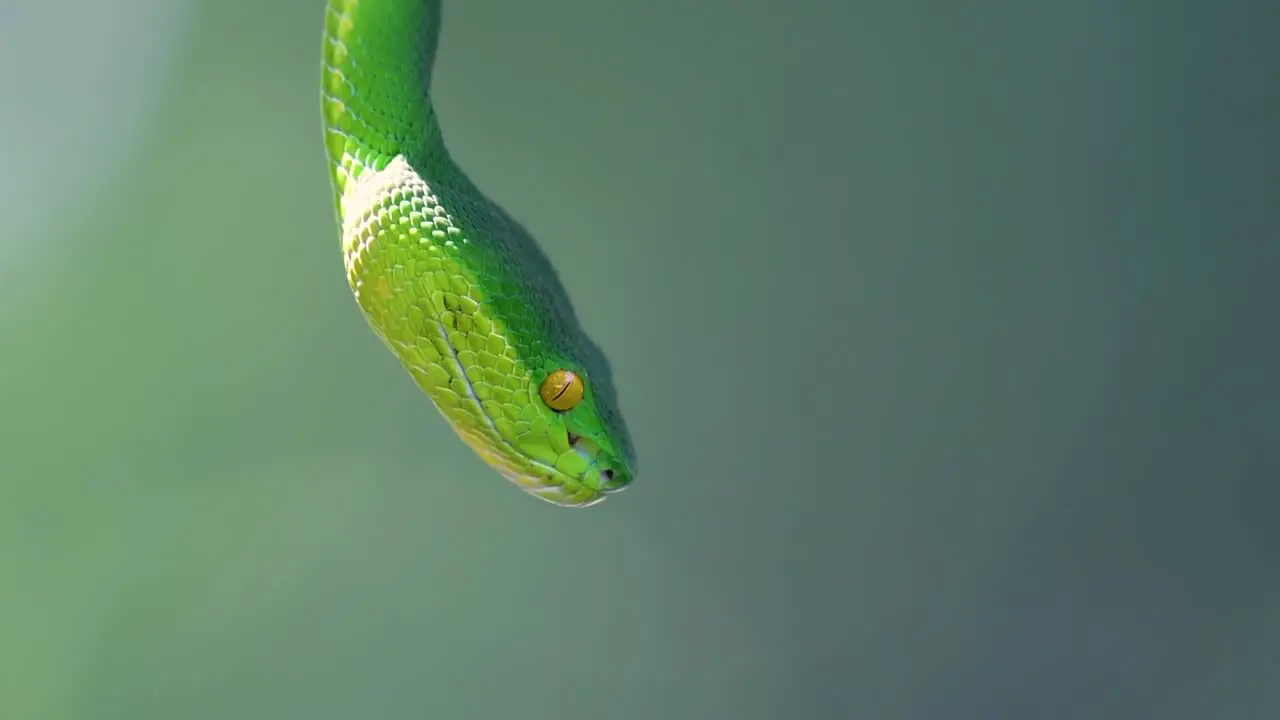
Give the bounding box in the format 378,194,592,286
321,0,635,506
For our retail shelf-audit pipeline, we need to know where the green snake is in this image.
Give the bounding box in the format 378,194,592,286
321,0,635,507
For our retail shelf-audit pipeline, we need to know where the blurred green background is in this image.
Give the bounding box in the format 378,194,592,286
2,0,1276,718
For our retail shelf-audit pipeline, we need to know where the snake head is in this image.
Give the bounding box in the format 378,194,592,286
447,358,631,507
505,360,633,506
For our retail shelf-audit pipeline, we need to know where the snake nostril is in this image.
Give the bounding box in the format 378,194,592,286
568,432,580,446
601,469,614,480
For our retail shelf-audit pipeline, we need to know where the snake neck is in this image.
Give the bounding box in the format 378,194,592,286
321,0,448,210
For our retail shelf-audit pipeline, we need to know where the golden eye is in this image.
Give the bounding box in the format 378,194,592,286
539,369,584,411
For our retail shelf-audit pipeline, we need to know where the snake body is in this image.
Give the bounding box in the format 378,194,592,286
321,0,634,506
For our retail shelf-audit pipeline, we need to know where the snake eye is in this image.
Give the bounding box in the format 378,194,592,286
539,369,584,411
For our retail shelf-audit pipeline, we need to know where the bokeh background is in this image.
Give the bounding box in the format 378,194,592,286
2,0,1277,717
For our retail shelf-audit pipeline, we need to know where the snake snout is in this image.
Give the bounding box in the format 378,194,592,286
568,432,630,493
599,466,631,493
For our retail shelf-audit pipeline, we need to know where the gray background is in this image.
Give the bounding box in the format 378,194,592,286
1,0,1276,717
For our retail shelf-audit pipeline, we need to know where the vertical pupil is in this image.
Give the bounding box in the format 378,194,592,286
540,370,583,411
550,374,572,401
